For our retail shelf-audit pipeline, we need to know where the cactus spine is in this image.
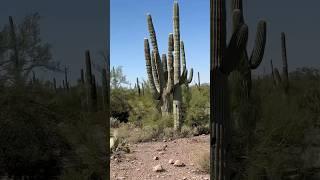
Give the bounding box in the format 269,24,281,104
210,0,250,179
144,2,193,131
85,50,97,112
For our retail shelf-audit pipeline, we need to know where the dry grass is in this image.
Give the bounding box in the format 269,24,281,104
197,150,210,173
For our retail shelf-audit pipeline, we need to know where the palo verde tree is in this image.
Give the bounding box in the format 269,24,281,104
0,13,60,86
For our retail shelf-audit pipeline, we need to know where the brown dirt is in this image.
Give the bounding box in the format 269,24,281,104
111,135,210,180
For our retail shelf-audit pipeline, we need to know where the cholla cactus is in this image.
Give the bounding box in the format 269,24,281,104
144,2,193,131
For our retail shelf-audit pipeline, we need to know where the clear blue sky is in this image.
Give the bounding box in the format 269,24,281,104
111,0,320,85
111,0,210,86
2,0,320,86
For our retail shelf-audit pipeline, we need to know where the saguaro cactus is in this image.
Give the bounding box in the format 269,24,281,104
80,69,85,85
196,71,201,89
144,2,193,131
230,0,267,97
210,0,250,179
271,32,290,93
85,50,98,112
136,77,141,96
64,66,69,90
53,78,57,92
9,16,21,84
141,82,145,95
281,32,289,92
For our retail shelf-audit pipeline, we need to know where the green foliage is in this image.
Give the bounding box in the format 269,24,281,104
237,68,317,179
185,85,209,127
0,13,60,86
110,66,129,89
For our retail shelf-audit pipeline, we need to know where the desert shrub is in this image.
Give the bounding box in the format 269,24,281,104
0,87,71,178
110,117,120,128
162,127,177,139
242,68,316,179
111,88,132,122
179,125,193,138
192,123,210,136
197,151,210,173
185,86,210,127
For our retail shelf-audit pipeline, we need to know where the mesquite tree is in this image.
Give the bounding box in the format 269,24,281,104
144,2,193,131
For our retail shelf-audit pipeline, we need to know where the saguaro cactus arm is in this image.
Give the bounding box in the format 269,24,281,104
249,21,267,69
144,38,160,99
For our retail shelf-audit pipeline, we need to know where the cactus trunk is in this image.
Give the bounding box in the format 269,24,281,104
53,78,57,92
80,69,85,84
9,16,22,85
210,0,252,178
161,93,171,116
85,50,97,112
281,32,289,93
64,67,69,90
136,77,141,96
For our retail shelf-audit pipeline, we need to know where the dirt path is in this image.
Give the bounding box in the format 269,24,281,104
111,135,210,180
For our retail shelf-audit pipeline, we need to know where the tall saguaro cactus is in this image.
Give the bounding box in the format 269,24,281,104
80,69,85,85
271,32,289,93
85,50,98,112
53,78,57,92
144,2,193,131
64,66,69,90
136,77,141,96
281,32,289,92
210,0,250,179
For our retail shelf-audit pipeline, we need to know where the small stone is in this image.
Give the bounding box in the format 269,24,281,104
174,160,185,167
137,168,140,171
168,159,174,164
190,163,194,166
156,175,160,178
117,177,126,180
158,151,165,155
163,139,167,142
153,156,159,160
153,164,164,172
183,177,187,180
168,138,172,141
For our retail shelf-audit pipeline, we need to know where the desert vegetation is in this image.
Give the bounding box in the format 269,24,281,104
0,13,109,179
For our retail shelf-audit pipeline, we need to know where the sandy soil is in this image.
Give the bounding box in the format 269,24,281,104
110,135,210,180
